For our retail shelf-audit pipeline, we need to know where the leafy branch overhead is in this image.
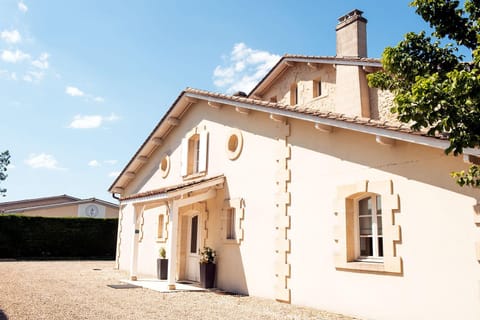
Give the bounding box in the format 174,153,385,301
0,150,11,196
368,0,480,187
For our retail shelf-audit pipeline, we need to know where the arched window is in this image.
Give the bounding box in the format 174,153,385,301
181,128,209,178
356,194,383,260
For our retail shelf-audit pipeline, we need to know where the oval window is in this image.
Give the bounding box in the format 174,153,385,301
226,130,243,160
159,155,170,178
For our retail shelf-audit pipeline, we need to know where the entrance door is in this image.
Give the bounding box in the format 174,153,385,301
185,214,200,281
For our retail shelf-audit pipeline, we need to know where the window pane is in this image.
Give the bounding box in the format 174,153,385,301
359,217,372,235
359,198,372,216
190,216,198,254
378,237,384,257
377,216,383,235
226,209,236,240
360,237,373,256
158,214,164,239
376,196,382,215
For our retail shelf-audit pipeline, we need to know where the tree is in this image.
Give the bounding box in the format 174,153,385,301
0,150,11,196
368,0,480,187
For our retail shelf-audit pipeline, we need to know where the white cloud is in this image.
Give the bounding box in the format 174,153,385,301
25,153,64,170
31,52,49,69
68,115,102,129
213,42,280,94
88,160,101,167
1,30,21,44
104,160,117,165
1,49,30,63
23,70,44,82
93,96,105,103
68,113,119,129
18,2,28,13
109,171,121,178
65,86,85,97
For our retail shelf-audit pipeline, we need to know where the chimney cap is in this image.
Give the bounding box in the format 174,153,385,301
233,91,247,97
337,9,367,27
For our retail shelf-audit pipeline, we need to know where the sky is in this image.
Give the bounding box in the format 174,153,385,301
0,0,431,203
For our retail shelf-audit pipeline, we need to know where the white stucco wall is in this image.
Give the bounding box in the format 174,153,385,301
116,101,480,320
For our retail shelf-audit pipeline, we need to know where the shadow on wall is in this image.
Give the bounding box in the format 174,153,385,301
0,310,8,320
216,182,249,295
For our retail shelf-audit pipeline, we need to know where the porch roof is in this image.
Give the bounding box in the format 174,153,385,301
120,175,225,205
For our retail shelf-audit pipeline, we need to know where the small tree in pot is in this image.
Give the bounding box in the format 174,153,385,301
157,247,168,280
199,246,216,288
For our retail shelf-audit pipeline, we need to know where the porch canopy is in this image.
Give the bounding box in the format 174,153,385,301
120,175,225,289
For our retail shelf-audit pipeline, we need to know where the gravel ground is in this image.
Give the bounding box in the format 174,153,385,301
0,260,360,320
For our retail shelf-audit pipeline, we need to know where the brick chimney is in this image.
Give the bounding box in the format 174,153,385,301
334,9,370,117
336,9,367,58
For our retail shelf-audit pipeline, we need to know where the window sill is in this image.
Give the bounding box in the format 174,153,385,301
223,239,240,245
334,256,402,274
182,172,206,181
156,238,167,243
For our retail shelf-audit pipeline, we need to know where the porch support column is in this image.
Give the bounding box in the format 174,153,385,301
167,200,179,290
129,206,139,280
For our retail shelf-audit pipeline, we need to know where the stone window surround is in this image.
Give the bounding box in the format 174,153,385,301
159,154,171,178
181,126,208,180
333,180,402,274
222,198,245,245
225,129,243,160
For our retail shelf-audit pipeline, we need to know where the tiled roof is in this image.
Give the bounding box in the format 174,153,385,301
121,175,225,201
283,54,381,64
184,88,439,140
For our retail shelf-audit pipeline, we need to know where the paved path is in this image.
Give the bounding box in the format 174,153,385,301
0,261,360,320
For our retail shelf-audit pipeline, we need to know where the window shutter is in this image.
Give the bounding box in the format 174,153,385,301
198,131,209,173
181,137,188,176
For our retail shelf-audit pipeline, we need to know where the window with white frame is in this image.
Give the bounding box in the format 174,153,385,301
157,214,165,239
333,180,402,274
226,208,236,240
181,128,209,178
356,194,383,261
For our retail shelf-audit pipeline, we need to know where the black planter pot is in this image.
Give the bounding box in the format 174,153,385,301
157,258,168,280
199,263,216,288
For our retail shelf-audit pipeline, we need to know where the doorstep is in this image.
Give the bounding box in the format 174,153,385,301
121,278,206,293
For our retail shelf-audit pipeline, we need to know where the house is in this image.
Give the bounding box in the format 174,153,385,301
108,10,480,320
0,194,119,218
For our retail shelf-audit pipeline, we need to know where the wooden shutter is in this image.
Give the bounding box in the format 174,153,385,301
198,131,209,173
181,137,188,176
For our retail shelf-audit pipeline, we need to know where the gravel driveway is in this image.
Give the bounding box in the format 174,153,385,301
0,260,359,320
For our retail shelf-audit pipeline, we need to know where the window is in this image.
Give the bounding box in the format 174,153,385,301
313,80,322,98
270,96,277,103
190,215,198,254
188,134,200,174
181,127,209,178
357,195,383,261
157,214,165,239
159,155,170,178
290,83,298,105
333,180,402,273
226,129,243,160
222,198,245,244
226,209,236,240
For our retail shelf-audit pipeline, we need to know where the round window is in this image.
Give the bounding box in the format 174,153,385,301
159,155,170,178
225,130,243,160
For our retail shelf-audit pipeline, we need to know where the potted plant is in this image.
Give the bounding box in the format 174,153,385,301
157,247,168,280
199,246,216,288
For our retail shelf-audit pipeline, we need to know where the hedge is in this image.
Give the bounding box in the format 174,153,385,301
0,215,118,259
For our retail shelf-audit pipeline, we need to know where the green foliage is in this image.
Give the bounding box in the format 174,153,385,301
0,215,118,259
159,247,166,259
199,246,216,264
0,150,11,196
368,0,480,187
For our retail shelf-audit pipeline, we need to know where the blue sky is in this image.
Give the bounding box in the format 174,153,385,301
1,1,428,203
